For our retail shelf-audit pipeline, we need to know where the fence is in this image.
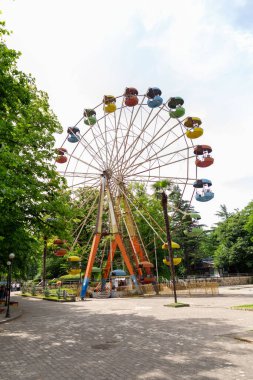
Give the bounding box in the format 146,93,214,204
139,282,219,296
89,280,219,298
21,284,80,301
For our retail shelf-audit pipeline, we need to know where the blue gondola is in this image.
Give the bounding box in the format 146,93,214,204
193,179,214,202
110,269,126,277
147,95,163,108
67,127,80,143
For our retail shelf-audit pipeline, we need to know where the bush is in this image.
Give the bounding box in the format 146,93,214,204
58,274,80,282
44,287,50,297
56,288,61,299
31,284,37,296
48,279,57,285
21,283,28,294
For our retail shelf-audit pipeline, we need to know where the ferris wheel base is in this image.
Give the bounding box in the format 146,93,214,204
80,278,90,299
130,274,138,287
80,275,140,299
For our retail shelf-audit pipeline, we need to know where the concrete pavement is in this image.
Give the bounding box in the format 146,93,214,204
0,286,253,380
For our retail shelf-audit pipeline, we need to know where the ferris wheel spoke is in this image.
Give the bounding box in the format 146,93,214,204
64,153,102,174
112,96,146,172
78,132,107,169
86,125,109,169
124,146,192,176
105,113,124,170
127,174,196,183
117,185,165,243
123,103,170,164
71,194,99,251
122,126,186,176
62,171,99,177
116,104,155,170
120,116,173,173
92,118,111,168
107,99,124,169
124,155,195,180
68,178,101,190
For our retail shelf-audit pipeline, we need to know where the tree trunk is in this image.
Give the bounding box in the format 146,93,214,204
42,236,47,289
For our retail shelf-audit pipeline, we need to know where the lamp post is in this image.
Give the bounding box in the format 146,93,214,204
5,253,15,318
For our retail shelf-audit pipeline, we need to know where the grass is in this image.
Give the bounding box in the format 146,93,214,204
164,302,190,308
232,304,253,311
22,293,76,302
21,288,78,302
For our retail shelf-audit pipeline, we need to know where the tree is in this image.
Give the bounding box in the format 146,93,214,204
166,185,204,275
0,20,73,277
215,204,232,222
151,180,178,302
213,204,253,273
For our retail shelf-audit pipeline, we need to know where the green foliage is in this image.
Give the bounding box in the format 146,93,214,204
0,20,74,277
31,284,36,296
127,183,204,276
208,202,253,273
58,273,80,281
44,287,50,297
56,287,61,299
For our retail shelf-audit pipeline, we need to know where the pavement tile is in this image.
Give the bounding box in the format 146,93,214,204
0,287,253,379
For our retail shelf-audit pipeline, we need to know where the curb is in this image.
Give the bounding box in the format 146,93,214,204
0,309,22,324
21,295,76,302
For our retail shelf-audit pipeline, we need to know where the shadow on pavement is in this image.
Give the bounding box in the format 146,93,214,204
0,297,252,380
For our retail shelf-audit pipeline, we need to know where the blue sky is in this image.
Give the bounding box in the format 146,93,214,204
1,0,253,228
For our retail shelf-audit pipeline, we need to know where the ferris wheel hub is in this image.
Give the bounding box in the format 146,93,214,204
102,168,113,179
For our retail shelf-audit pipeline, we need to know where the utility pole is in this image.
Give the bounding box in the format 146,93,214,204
161,191,177,303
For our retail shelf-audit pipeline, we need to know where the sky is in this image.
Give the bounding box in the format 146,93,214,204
1,0,253,228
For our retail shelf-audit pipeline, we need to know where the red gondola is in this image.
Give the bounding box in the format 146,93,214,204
125,96,138,107
54,249,68,257
194,145,214,168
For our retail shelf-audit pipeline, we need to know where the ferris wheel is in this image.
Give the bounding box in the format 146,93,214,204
55,87,214,298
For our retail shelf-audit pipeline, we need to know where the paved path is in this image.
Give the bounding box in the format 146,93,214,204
0,286,253,380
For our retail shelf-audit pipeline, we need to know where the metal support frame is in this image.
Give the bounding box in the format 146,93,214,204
80,175,138,299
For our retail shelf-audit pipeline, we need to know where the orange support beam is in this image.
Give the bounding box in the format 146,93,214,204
84,233,101,278
80,233,102,298
115,234,135,276
103,239,117,279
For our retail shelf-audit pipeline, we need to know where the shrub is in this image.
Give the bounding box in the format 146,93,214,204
56,288,61,299
58,274,80,282
44,287,50,297
31,284,37,296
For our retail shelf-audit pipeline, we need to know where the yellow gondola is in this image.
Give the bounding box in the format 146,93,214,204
67,256,81,262
103,95,116,113
68,268,81,275
162,241,180,249
184,117,202,128
186,127,203,139
163,257,182,266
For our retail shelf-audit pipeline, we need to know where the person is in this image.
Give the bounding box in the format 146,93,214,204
16,282,20,291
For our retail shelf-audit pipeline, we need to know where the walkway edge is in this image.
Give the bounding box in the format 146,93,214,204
0,310,22,324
